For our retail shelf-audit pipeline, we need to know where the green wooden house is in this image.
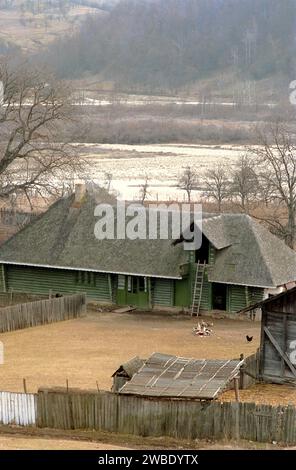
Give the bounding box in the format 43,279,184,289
0,188,296,313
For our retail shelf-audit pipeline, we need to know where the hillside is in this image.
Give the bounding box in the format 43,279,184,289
41,0,296,94
0,0,117,52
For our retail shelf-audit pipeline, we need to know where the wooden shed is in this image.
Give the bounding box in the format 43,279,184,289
117,352,244,399
111,356,144,392
258,288,296,384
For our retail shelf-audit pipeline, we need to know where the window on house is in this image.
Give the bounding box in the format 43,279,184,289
76,271,95,285
127,276,148,293
127,276,132,292
132,277,138,294
139,277,145,292
118,275,125,290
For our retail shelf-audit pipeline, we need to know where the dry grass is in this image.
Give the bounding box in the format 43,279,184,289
0,310,258,392
0,310,295,405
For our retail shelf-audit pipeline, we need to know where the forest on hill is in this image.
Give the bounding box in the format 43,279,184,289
41,0,296,91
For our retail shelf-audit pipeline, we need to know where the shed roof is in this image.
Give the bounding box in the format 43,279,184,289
112,356,145,378
118,352,244,400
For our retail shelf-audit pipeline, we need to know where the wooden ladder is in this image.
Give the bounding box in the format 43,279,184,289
191,261,206,317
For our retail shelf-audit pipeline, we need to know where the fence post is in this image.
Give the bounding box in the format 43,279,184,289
234,376,240,402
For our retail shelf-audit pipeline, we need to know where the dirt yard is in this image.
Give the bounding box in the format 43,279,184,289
0,435,128,451
0,427,285,450
0,310,295,405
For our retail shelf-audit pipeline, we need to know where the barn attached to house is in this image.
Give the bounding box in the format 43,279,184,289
0,186,296,314
247,288,296,384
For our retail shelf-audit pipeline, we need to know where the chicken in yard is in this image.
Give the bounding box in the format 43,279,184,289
246,335,253,343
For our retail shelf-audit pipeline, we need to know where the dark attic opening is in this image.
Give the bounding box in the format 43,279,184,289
195,234,210,264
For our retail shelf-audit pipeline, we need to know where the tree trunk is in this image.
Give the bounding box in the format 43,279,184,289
286,208,296,249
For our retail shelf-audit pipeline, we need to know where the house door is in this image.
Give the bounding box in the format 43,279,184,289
212,283,227,311
126,276,149,308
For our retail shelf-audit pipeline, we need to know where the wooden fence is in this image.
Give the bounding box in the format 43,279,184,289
0,294,86,333
240,350,259,389
0,292,48,308
37,388,296,445
0,392,37,426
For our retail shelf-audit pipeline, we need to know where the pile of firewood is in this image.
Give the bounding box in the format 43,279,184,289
192,321,213,337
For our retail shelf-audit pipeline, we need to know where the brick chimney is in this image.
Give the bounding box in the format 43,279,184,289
72,183,86,208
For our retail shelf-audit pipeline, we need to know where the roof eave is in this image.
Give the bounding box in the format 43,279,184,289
0,260,183,280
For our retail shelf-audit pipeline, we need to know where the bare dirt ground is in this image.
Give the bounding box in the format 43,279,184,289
0,311,257,391
0,426,284,450
0,434,127,450
0,310,295,405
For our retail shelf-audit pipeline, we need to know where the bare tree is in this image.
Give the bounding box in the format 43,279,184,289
139,174,150,204
0,59,84,207
203,165,229,212
178,166,198,202
230,154,258,212
249,123,296,248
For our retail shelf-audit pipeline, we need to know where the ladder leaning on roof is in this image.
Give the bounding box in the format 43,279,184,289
191,261,206,317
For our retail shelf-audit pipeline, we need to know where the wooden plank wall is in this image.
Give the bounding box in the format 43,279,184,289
0,294,86,333
37,389,296,445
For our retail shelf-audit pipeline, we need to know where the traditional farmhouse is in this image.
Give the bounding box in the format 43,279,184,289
0,186,296,313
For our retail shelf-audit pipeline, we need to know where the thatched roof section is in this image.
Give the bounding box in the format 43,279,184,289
0,190,296,287
206,214,296,288
0,191,187,279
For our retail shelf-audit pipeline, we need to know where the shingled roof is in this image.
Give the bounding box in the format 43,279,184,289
205,214,296,288
0,191,295,288
0,191,187,279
